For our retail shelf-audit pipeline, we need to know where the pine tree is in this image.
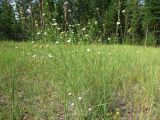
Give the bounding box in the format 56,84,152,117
0,0,17,39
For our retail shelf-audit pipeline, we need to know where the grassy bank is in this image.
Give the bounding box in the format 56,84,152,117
0,41,160,120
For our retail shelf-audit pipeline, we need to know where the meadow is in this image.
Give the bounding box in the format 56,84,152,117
0,41,160,120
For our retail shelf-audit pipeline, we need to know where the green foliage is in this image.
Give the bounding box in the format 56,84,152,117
0,0,18,39
0,0,160,45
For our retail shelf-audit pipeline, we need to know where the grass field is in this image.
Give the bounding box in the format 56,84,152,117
0,41,160,120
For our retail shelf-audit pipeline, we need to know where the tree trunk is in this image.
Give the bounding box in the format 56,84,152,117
144,25,148,46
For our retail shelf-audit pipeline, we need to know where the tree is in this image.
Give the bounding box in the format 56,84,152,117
0,0,17,39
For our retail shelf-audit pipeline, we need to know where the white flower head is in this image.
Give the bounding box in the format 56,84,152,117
37,32,41,35
117,21,121,25
122,9,125,13
52,18,56,21
48,53,53,58
87,48,91,52
98,52,101,54
71,103,74,107
108,52,111,55
78,97,82,101
127,28,131,33
108,37,111,40
64,1,69,5
98,39,101,42
85,34,89,37
42,13,45,16
57,28,61,30
68,9,71,12
55,41,59,44
68,93,72,96
69,24,72,27
33,55,37,58
53,23,58,26
88,108,92,112
82,28,86,31
67,39,71,43
32,41,35,43
95,21,98,25
43,32,47,36
15,46,18,49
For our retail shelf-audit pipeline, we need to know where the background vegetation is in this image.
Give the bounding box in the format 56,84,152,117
0,0,160,46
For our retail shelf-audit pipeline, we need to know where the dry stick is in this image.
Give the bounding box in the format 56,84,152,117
63,1,71,32
144,25,148,46
30,3,34,35
40,0,44,30
116,0,121,43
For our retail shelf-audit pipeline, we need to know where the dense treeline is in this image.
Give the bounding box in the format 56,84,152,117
0,0,160,46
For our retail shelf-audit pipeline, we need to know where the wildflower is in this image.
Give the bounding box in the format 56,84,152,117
108,38,111,41
98,52,101,54
122,9,125,13
37,32,41,35
71,103,74,107
116,111,120,115
52,18,56,21
68,93,72,96
78,97,82,101
33,55,36,58
32,41,35,43
35,24,38,27
48,53,53,58
87,48,91,52
88,108,92,112
98,39,101,42
67,39,71,43
95,21,98,25
42,13,45,16
43,32,47,36
108,53,111,55
61,32,64,34
57,28,61,30
85,34,89,37
77,24,80,26
117,21,121,25
127,28,131,33
82,28,86,31
64,1,69,5
71,31,74,34
15,46,18,49
55,41,59,44
35,20,37,24
96,8,99,11
69,24,72,27
68,10,71,12
53,23,58,26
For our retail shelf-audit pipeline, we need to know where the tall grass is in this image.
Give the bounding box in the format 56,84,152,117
0,41,160,120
